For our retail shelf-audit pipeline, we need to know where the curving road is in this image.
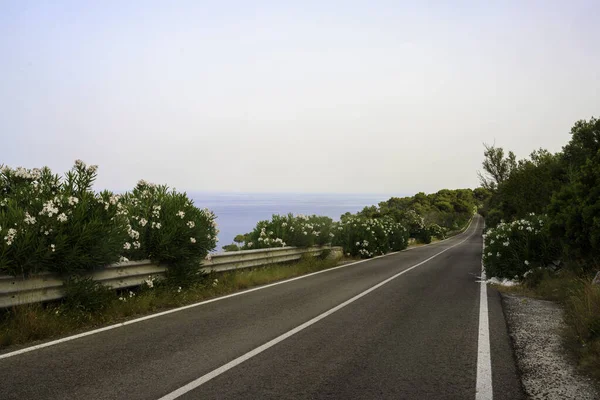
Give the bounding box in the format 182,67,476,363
0,215,525,399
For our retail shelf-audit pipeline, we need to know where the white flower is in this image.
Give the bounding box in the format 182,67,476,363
129,291,135,298
503,241,510,247
139,218,148,227
145,278,154,289
123,242,132,250
190,237,196,243
247,242,253,247
133,241,141,249
496,252,501,257
128,227,140,240
50,244,55,252
303,231,308,235
57,213,68,223
151,222,162,229
187,221,195,228
119,256,129,262
4,228,17,245
24,212,36,225
487,252,492,256
524,260,530,266
68,196,79,206
176,210,185,219
177,286,182,293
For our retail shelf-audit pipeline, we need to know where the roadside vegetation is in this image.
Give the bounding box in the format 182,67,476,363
479,117,600,378
0,254,338,349
228,188,479,257
0,161,217,285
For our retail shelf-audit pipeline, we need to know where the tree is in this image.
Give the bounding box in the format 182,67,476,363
478,144,517,190
233,234,247,245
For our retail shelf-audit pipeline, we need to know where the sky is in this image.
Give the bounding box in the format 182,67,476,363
1,0,598,194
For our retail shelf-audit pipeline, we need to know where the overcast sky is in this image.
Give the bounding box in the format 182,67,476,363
1,1,598,194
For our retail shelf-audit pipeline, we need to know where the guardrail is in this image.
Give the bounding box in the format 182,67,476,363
0,246,342,308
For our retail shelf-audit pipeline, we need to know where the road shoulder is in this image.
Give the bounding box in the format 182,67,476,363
502,293,599,399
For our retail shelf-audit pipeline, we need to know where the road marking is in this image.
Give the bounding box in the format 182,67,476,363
476,233,493,400
157,221,478,400
0,218,475,361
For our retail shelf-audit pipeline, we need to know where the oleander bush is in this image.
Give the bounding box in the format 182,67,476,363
0,161,129,276
427,223,446,240
119,181,217,285
333,215,408,258
483,214,560,279
242,213,334,250
0,161,217,280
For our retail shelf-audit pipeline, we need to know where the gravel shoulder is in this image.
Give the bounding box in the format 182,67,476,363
502,293,599,400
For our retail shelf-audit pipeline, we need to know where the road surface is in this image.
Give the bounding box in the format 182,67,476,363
0,215,525,399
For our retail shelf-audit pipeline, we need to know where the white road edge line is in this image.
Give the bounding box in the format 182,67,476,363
476,225,493,400
0,218,475,361
157,220,478,400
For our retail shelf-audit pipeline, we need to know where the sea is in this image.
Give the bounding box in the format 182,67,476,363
189,192,399,252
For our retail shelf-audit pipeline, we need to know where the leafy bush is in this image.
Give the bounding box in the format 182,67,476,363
120,181,217,269
548,149,600,260
0,161,129,276
483,214,560,279
427,223,446,240
242,213,334,250
333,215,408,258
0,162,218,284
416,227,432,244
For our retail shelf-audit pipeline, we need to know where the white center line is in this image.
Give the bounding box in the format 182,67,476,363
476,228,493,400
158,220,478,400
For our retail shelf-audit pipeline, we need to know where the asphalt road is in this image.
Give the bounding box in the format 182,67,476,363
0,215,525,399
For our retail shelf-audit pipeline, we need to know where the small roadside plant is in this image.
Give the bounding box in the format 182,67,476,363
483,214,560,279
62,276,117,314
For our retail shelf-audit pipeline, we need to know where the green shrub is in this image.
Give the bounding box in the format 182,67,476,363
427,223,446,240
548,149,600,260
241,213,334,250
483,214,560,279
119,181,218,286
416,227,432,244
0,161,129,276
0,162,218,286
333,215,408,258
